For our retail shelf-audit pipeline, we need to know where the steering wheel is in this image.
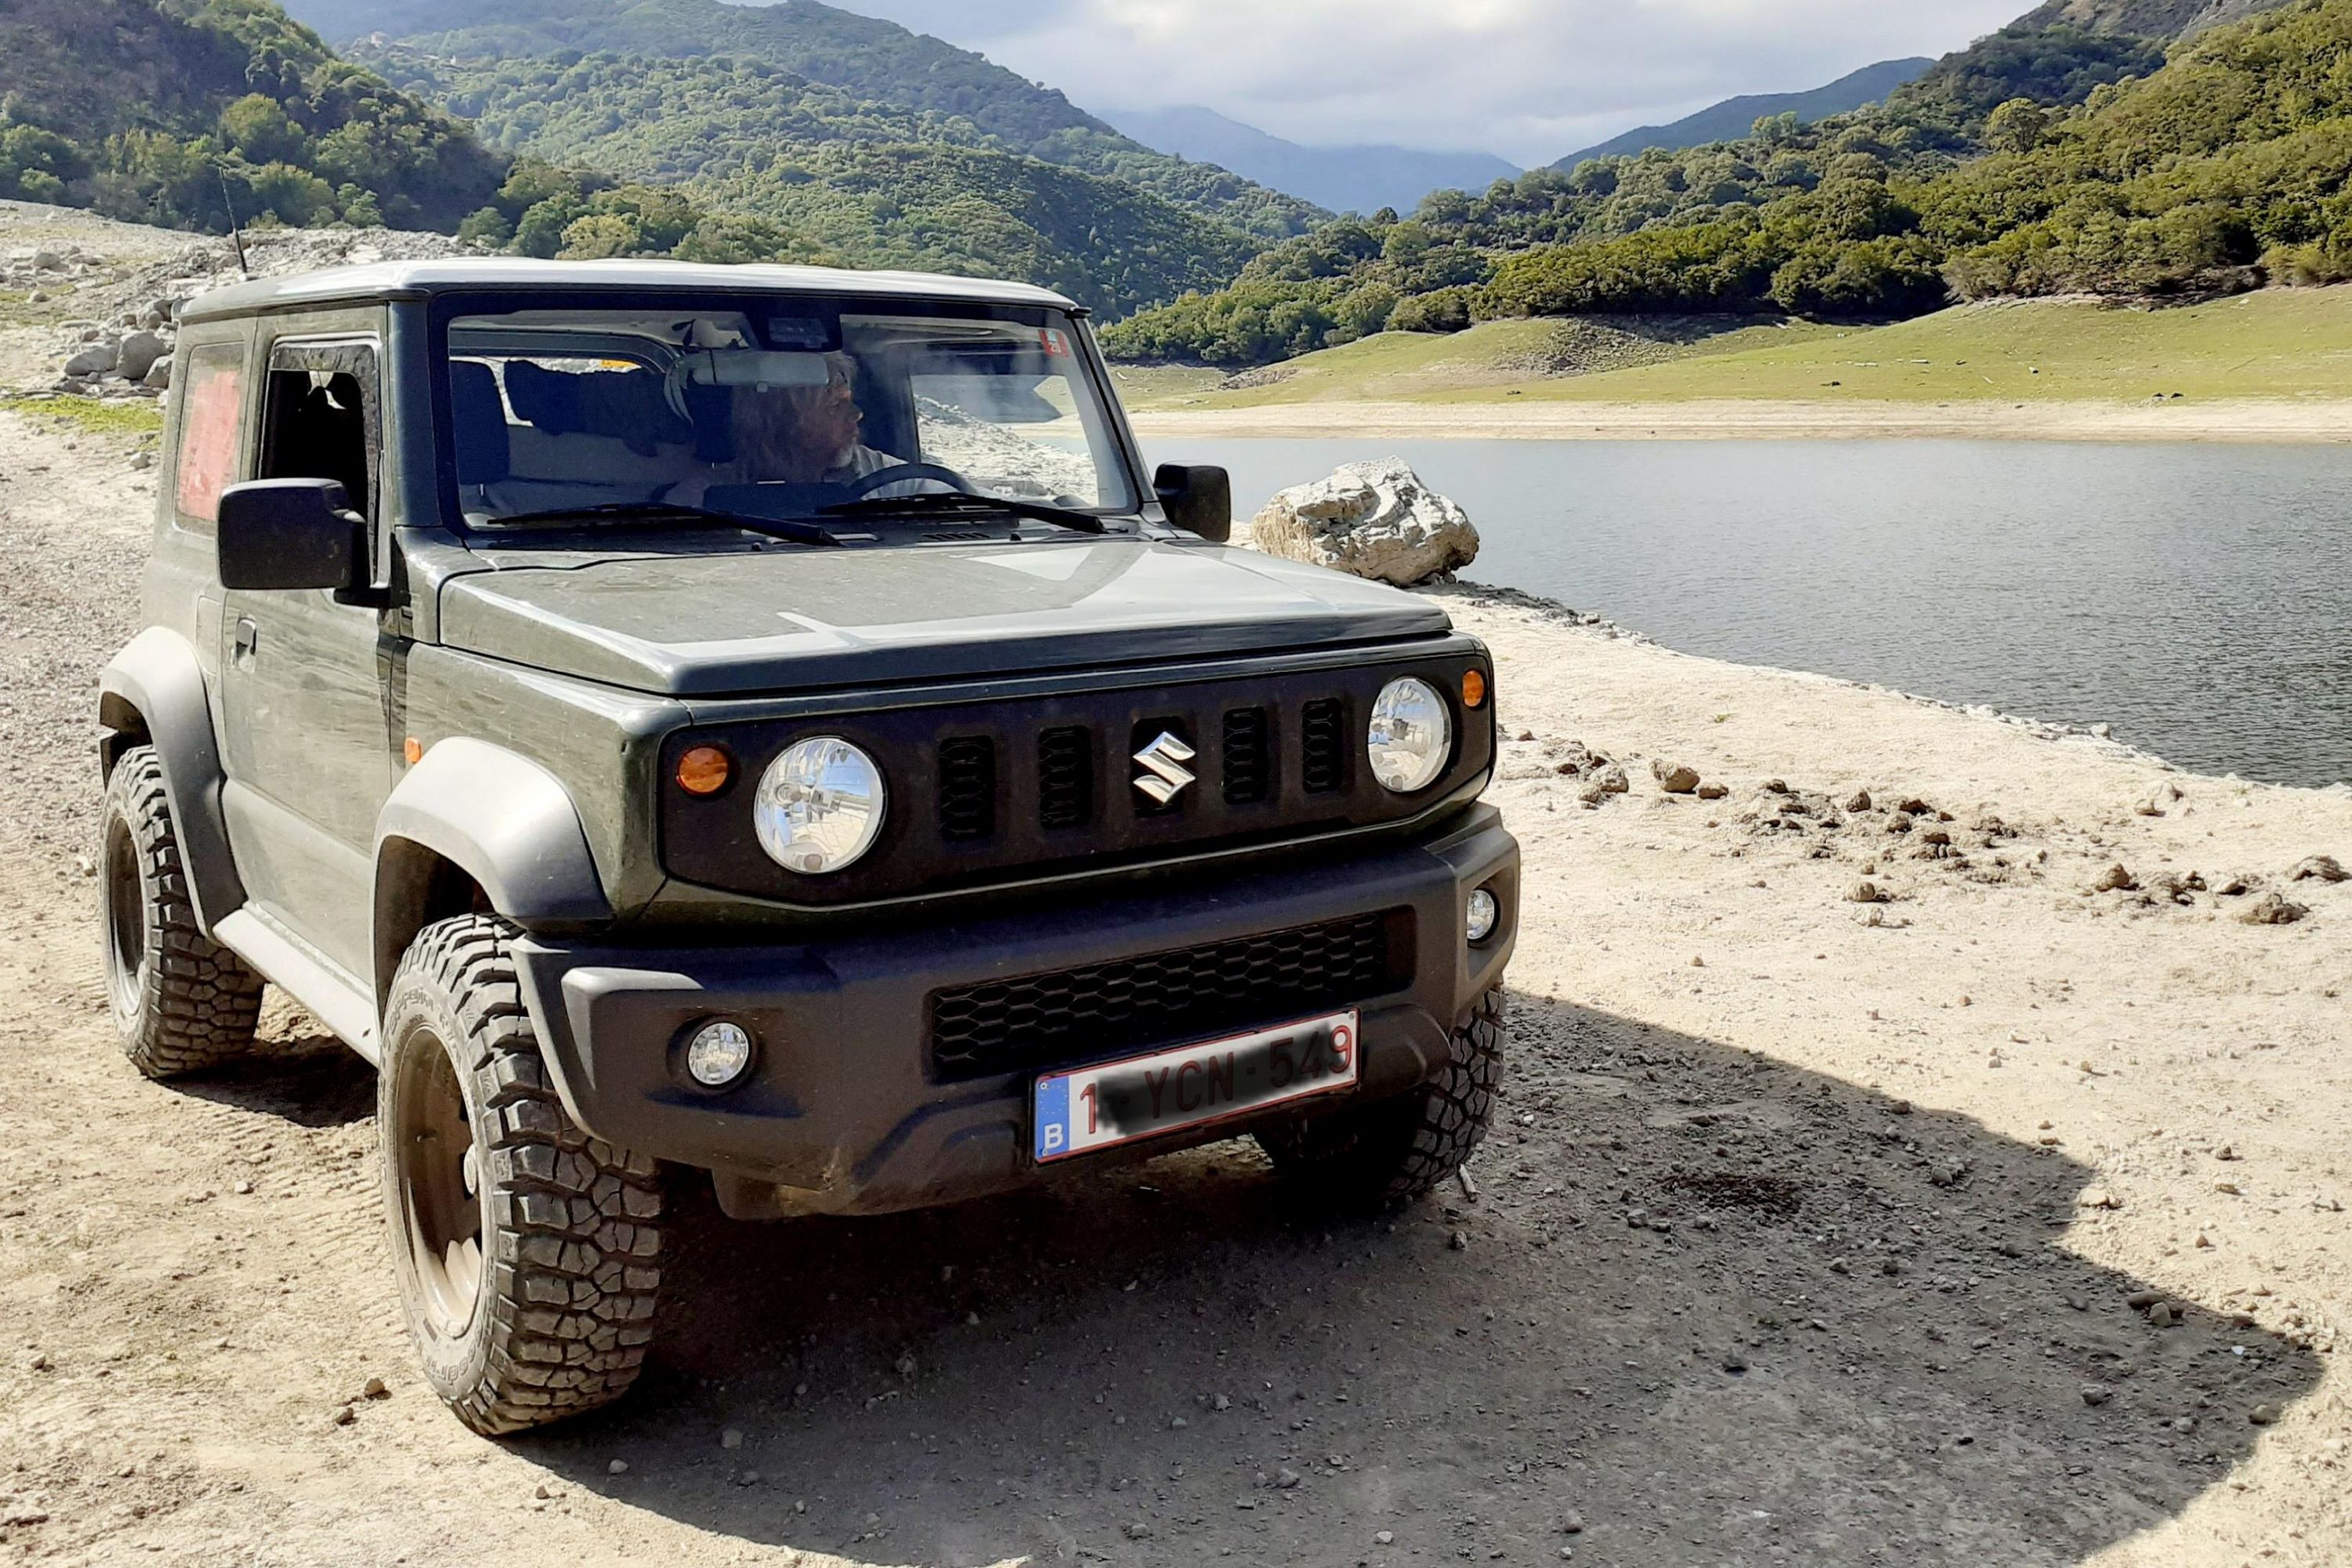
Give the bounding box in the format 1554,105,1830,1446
844,462,977,499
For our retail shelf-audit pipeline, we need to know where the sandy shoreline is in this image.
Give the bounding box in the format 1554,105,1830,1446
1131,396,2352,443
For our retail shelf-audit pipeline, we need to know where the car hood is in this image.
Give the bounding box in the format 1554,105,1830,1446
435,536,1454,696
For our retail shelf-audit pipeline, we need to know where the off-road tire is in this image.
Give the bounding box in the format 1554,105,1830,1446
1258,989,1504,1206
379,915,664,1436
100,746,265,1078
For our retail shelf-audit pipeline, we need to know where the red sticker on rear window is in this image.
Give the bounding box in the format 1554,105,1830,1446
1040,328,1071,358
174,347,243,523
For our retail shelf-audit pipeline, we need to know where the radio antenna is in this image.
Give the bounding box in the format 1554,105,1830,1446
218,170,252,280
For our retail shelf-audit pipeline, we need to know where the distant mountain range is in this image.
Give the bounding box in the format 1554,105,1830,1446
1102,105,1519,216
1550,58,1935,171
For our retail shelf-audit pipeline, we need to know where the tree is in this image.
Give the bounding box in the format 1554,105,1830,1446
1985,98,2051,154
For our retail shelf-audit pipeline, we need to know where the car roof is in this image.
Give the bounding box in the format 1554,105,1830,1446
178,256,1084,325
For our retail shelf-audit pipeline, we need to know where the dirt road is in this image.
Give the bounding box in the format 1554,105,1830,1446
2,405,2347,1567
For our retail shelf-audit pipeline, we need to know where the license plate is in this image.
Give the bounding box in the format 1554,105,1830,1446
1032,1010,1359,1164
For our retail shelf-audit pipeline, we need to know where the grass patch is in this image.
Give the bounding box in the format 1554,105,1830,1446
1436,288,2352,405
0,393,164,440
1121,287,2352,410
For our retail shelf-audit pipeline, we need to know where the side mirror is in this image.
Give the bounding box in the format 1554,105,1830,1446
1154,463,1232,543
217,479,365,593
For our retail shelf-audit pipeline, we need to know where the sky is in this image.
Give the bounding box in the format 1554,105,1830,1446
822,0,2034,166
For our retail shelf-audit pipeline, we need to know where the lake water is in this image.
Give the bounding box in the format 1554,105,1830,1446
1146,437,2352,789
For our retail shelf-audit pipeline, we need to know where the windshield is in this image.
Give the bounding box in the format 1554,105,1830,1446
437,296,1138,527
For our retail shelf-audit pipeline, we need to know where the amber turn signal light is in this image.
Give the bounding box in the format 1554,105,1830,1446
1461,670,1487,709
402,736,423,765
677,745,733,797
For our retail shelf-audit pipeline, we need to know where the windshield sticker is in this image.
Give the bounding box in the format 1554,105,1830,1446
174,349,243,523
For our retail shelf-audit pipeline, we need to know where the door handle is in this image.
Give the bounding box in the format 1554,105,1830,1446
234,617,259,662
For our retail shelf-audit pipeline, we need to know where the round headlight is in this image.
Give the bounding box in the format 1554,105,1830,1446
683,1020,755,1088
753,737,886,874
1367,677,1452,793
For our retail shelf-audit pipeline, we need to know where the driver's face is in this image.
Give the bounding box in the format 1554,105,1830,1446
803,363,862,462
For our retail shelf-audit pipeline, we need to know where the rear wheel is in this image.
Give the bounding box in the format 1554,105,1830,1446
99,746,263,1078
380,916,664,1435
1258,989,1504,1206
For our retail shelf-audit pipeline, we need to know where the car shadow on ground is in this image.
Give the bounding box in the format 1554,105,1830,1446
518,996,2310,1563
172,1022,376,1129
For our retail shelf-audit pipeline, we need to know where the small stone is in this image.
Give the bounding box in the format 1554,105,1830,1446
2249,1404,2281,1426
1124,1523,1152,1540
2125,1289,2163,1309
1846,789,1872,812
2215,1181,2241,1196
1846,880,1887,905
895,1352,918,1380
608,1460,630,1475
1689,956,1704,968
1171,1416,1187,1429
2078,1188,2119,1210
2091,864,2136,894
2147,1302,2177,1327
1212,1393,1231,1411
2194,1232,2212,1249
1597,765,1629,795
1560,1509,1585,1534
1448,1229,1468,1250
720,1428,744,1450
1722,1349,1748,1373
234,1180,253,1195
1276,1468,1301,1489
2081,1385,2113,1407
331,1405,355,1426
1651,760,1700,794
27,1352,51,1372
2239,891,2309,926
361,1377,388,1399
533,1482,557,1501
2288,855,2347,884
1890,1099,1913,1116
1374,1529,1396,1545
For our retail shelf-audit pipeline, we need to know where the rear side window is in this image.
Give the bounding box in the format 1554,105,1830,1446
259,340,381,519
172,343,245,526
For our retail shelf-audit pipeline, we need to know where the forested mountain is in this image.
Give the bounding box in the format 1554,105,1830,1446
0,0,503,230
1104,0,2352,365
1552,59,1934,170
285,0,1321,242
1105,107,1519,216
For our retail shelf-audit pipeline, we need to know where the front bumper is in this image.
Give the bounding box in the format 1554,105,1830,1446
510,804,1518,1218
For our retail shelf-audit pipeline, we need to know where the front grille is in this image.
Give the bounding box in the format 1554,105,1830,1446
928,909,1411,1081
1301,698,1348,795
1221,707,1271,804
659,653,1492,906
937,736,996,842
1037,725,1093,829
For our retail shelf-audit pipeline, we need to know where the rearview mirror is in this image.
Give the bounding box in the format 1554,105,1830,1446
217,478,365,593
1154,463,1232,543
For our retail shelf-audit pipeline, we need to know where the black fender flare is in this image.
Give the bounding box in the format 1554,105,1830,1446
97,627,245,933
371,737,613,1010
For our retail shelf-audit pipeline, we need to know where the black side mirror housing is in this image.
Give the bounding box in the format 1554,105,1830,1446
217,479,366,593
1154,463,1232,544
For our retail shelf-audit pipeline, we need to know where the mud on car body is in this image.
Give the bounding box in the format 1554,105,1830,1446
95,258,1519,1433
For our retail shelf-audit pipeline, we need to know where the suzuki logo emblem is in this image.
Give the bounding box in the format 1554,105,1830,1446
1132,731,1196,805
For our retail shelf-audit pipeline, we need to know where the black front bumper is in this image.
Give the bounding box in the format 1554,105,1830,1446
510,804,1517,1218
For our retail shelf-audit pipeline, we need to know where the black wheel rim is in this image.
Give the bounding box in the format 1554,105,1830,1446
102,814,147,1021
394,1032,487,1338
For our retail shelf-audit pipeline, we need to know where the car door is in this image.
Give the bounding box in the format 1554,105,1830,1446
216,332,398,983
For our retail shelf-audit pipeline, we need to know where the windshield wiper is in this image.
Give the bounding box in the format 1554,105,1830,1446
487,501,844,548
818,492,1112,535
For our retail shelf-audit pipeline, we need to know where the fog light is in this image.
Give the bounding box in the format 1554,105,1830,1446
1466,887,1501,944
684,1020,754,1088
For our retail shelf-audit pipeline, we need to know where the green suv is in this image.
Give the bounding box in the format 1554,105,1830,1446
94,260,1518,1433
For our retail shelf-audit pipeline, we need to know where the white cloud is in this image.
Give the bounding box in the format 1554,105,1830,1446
818,0,2031,165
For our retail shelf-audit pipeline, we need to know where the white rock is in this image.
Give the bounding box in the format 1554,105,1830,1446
1249,457,1478,586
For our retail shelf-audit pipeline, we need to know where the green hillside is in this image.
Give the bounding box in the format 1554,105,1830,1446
0,0,503,230
292,0,1322,243
1105,0,2352,365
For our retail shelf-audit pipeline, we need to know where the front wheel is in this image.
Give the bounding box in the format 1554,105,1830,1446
379,916,665,1435
1258,989,1505,1206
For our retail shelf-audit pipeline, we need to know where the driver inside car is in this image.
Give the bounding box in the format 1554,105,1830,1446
670,350,934,505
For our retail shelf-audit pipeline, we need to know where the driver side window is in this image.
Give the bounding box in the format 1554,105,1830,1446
258,341,379,519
